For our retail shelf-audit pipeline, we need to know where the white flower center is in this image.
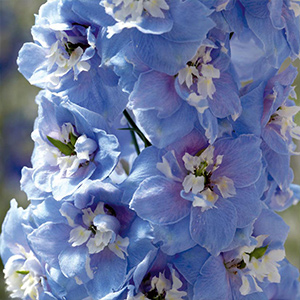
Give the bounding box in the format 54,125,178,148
46,31,90,85
4,245,44,300
39,122,97,177
178,46,220,109
127,269,187,300
268,103,300,153
226,235,285,296
182,146,235,211
67,202,129,259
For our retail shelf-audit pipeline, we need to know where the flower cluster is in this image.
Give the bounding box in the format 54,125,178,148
1,0,300,299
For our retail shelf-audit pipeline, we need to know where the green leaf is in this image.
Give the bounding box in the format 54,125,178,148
69,131,78,146
248,245,269,261
16,270,30,275
47,136,74,156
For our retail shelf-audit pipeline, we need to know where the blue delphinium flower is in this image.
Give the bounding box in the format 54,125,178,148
122,249,198,299
234,65,300,190
51,0,216,80
90,0,216,76
0,199,89,300
226,0,300,81
17,0,128,121
124,128,263,255
21,91,120,201
26,180,156,299
264,258,300,300
107,28,241,147
189,208,291,299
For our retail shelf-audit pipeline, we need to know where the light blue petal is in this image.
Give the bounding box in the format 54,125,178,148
152,216,196,255
228,186,261,228
58,245,90,282
129,70,182,118
130,175,191,225
27,222,70,267
173,246,210,285
194,256,231,300
86,248,127,299
190,200,237,255
213,135,262,188
135,103,196,148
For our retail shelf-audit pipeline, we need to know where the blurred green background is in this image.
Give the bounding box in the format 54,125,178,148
0,0,299,298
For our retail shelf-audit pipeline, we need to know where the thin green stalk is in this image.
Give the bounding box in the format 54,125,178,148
129,127,140,155
123,109,152,148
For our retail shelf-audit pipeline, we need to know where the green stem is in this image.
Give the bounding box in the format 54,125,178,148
123,109,152,148
129,126,140,155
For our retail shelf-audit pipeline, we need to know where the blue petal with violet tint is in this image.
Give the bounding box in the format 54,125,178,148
74,180,122,209
268,0,284,29
130,175,191,225
27,222,70,268
162,0,215,43
261,141,290,189
133,249,159,291
239,0,269,18
173,246,210,285
132,31,206,76
59,245,90,282
209,72,241,119
253,208,289,248
197,109,219,144
212,135,262,188
86,248,127,299
152,216,196,255
121,146,161,205
100,29,132,68
51,163,96,201
31,198,63,227
190,199,237,255
92,130,120,180
222,224,256,252
130,9,173,35
194,255,231,300
284,5,300,57
0,200,29,264
233,81,266,136
58,61,128,123
126,218,157,271
245,10,290,68
129,70,182,118
264,259,300,300
134,103,196,148
228,185,261,228
17,43,48,88
72,0,115,27
21,167,51,201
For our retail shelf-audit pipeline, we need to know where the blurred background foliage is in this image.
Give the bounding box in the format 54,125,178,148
0,0,299,298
